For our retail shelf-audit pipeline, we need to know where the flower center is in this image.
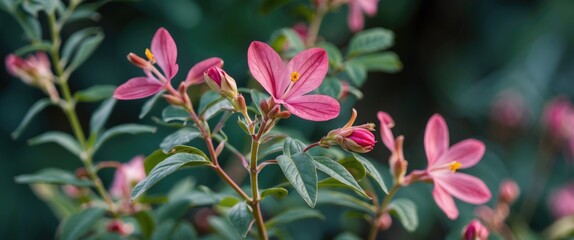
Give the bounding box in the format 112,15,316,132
290,71,300,83
449,161,462,172
145,48,156,64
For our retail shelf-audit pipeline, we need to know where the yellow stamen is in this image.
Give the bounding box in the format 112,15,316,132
449,161,462,172
145,48,155,62
290,71,300,83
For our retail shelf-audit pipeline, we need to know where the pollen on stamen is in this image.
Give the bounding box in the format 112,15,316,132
290,71,300,83
145,48,155,63
449,161,462,172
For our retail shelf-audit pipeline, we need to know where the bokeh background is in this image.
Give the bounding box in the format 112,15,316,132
1,0,574,239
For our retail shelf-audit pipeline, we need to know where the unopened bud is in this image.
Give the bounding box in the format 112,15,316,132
75,168,88,179
267,105,281,119
127,53,152,69
260,99,269,115
164,94,184,106
275,111,291,119
5,52,59,101
204,67,238,99
462,219,489,240
106,219,134,236
390,136,408,183
235,94,247,112
377,213,392,230
499,179,520,204
320,110,376,153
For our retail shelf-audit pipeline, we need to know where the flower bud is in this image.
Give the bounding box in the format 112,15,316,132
462,220,489,240
5,52,59,102
204,67,238,99
127,53,152,70
275,110,291,119
499,179,520,204
390,136,408,182
260,99,269,115
320,109,376,153
164,94,184,106
106,219,134,236
377,213,392,230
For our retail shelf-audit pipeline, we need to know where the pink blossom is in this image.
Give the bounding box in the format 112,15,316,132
549,182,574,219
424,114,491,219
185,57,224,85
340,127,376,153
110,156,146,198
5,52,59,101
499,179,520,204
377,111,407,181
348,0,379,32
543,97,574,141
247,41,340,121
462,219,489,240
490,90,527,128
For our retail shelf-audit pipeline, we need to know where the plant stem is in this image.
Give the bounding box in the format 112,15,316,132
303,142,320,153
47,12,114,212
306,4,327,47
249,137,267,239
368,184,400,240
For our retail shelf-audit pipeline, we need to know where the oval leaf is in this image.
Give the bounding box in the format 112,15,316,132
15,168,93,186
12,98,52,139
90,98,116,135
160,128,201,153
388,198,418,232
313,156,368,198
265,208,324,229
74,85,116,102
277,153,317,207
353,154,388,194
261,187,288,200
60,207,106,240
28,132,82,158
348,28,394,56
282,137,306,156
228,202,254,238
347,52,402,73
93,124,156,152
144,145,210,174
162,105,189,123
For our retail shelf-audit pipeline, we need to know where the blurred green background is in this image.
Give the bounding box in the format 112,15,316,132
1,0,574,239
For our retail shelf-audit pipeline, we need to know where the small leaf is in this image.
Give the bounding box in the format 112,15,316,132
341,62,367,86
388,198,418,232
208,216,243,240
261,187,288,200
318,42,343,68
14,8,42,41
12,98,52,139
348,28,394,56
144,146,210,174
162,105,189,123
93,124,156,152
66,29,104,71
257,134,285,159
74,85,116,102
219,196,241,207
134,211,155,239
132,153,211,199
313,156,367,198
14,41,52,55
347,52,402,73
89,98,116,135
160,128,202,153
60,208,106,240
155,198,193,222
339,156,367,180
280,28,305,54
250,89,270,115
61,27,100,65
316,76,343,99
29,132,82,158
140,91,164,119
15,168,93,186
353,154,388,194
277,153,318,207
229,202,253,238
265,208,324,228
282,137,306,156
198,91,222,113
317,191,376,214
172,222,198,239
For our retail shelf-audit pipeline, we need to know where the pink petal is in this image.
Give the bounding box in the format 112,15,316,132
247,41,288,98
356,0,378,16
114,77,164,100
185,57,224,85
284,48,329,99
435,173,491,205
425,114,449,166
151,27,179,80
283,94,340,121
348,0,364,32
110,166,127,198
433,139,485,169
377,111,395,152
433,184,459,219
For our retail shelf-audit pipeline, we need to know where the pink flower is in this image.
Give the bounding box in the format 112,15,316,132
499,179,520,204
490,90,527,128
320,109,374,152
549,182,574,219
378,111,407,182
424,114,491,219
543,97,574,141
5,52,59,102
110,156,146,198
204,67,238,99
185,57,224,86
462,219,489,240
247,41,340,121
348,0,379,32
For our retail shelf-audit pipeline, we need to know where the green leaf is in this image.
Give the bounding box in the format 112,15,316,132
14,41,52,55
208,216,243,240
14,8,42,41
90,98,116,135
347,52,402,73
134,211,155,239
261,187,288,200
15,168,93,186
155,198,192,222
258,0,289,14
388,198,418,232
160,128,202,153
219,196,241,207
277,153,318,207
29,132,82,158
280,28,305,54
62,28,100,65
318,42,343,68
162,105,189,123
265,208,324,228
353,154,388,194
339,156,367,180
257,134,285,159
228,202,253,238
341,62,367,86
12,98,52,139
74,85,116,102
144,145,210,174
348,28,394,56
317,191,375,214
282,137,306,156
60,208,106,240
316,76,343,99
313,156,367,197
132,153,211,199
334,232,363,240
152,220,198,240
65,28,104,71
140,91,164,119
250,89,270,115
92,124,156,152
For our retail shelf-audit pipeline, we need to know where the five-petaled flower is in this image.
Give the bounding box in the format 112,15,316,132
348,0,379,32
247,41,340,121
114,27,223,100
424,114,491,219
